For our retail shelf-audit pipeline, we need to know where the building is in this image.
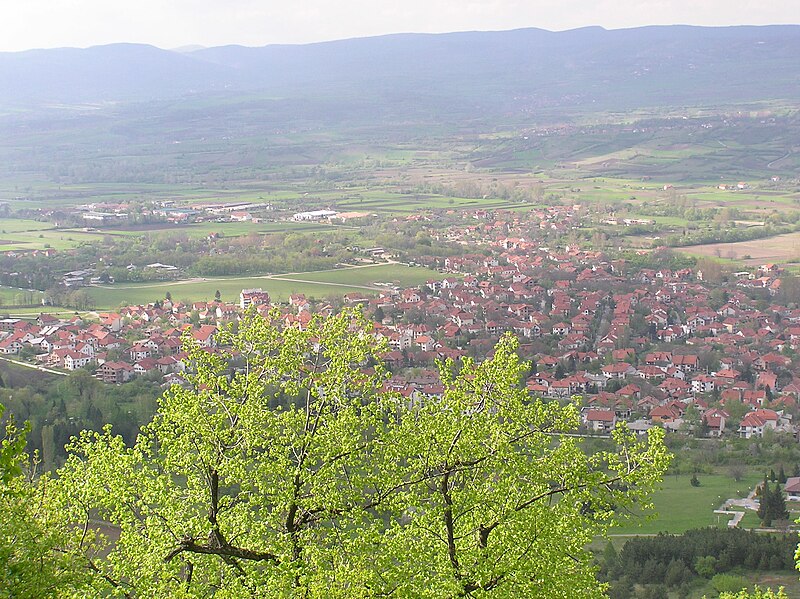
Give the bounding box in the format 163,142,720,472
584,409,617,433
240,288,271,310
292,210,337,221
785,477,800,500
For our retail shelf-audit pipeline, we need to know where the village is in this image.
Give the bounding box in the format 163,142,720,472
2,201,799,447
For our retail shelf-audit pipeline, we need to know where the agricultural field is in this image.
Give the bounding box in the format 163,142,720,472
685,188,800,211
0,228,107,251
677,231,800,265
82,220,345,240
0,218,54,233
327,192,515,214
611,472,763,535
86,263,443,309
0,285,44,305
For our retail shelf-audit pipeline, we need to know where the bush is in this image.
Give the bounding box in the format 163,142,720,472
695,555,718,578
712,573,749,594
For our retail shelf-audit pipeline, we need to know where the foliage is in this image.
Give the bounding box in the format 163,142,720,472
0,369,160,469
45,308,671,597
712,573,751,594
756,479,789,527
605,528,796,589
0,404,74,598
717,588,788,599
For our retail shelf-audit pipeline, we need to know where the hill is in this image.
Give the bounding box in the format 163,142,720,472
0,25,798,116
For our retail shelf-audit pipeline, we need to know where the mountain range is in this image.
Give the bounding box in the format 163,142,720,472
2,25,799,118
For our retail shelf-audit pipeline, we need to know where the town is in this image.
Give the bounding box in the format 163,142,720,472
2,202,799,446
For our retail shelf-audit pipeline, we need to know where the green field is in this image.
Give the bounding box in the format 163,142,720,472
611,472,763,535
86,263,443,309
0,218,54,233
0,228,106,251
0,286,44,305
88,220,346,240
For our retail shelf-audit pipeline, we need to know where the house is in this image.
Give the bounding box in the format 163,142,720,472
0,337,23,354
672,354,699,372
96,361,135,384
602,363,636,380
134,358,160,376
191,325,217,348
584,409,617,433
738,409,779,439
129,344,152,362
703,408,729,437
63,350,92,371
649,405,681,424
784,477,800,500
239,288,271,310
691,374,716,394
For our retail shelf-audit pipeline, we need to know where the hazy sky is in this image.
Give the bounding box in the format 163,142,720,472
2,0,799,52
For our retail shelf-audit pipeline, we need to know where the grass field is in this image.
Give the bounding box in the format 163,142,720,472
86,263,443,309
677,231,800,265
1,306,87,318
0,218,54,233
88,220,345,240
611,472,762,535
0,286,44,305
0,228,107,251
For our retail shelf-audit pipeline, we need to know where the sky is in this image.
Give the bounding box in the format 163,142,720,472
1,0,799,52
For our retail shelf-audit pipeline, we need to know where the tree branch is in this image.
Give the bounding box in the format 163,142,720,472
164,537,279,564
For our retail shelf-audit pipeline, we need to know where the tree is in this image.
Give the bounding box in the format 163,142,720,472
757,479,788,527
717,588,788,599
694,555,718,578
47,309,670,597
0,405,74,597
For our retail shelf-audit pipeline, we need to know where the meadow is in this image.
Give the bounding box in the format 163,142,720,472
611,472,763,536
678,231,800,265
0,285,44,305
86,263,443,309
0,229,107,251
84,220,345,240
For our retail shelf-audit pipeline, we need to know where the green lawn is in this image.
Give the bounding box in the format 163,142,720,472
86,264,444,309
611,472,762,535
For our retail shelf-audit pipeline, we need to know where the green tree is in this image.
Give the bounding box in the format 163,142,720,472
47,309,670,597
694,555,718,578
758,479,788,527
0,405,74,597
717,588,787,599
712,573,751,594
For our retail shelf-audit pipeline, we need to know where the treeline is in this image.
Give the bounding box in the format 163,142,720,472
618,247,697,271
601,528,796,598
0,368,160,470
661,223,799,249
0,221,462,291
187,254,342,277
632,198,800,226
